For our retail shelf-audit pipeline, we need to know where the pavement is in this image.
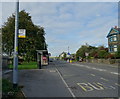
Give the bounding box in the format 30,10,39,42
18,62,72,97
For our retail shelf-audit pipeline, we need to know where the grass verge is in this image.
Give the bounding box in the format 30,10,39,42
9,61,38,69
2,78,25,99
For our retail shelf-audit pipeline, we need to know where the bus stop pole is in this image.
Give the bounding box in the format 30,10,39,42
13,0,19,88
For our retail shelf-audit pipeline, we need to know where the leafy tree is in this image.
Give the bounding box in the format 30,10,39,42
2,10,47,62
76,44,110,60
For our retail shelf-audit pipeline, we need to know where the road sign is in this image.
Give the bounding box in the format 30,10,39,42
67,52,70,57
18,29,26,38
42,56,47,60
68,52,70,55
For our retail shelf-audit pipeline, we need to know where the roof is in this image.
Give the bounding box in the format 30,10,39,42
107,27,120,38
36,50,48,54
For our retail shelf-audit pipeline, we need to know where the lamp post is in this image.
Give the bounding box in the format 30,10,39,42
13,0,19,88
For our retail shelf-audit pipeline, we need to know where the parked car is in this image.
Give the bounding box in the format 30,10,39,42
49,58,53,62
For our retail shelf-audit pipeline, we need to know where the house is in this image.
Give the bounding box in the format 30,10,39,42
59,52,67,60
107,26,120,53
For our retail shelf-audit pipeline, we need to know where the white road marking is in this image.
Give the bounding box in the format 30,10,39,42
72,63,119,75
49,70,56,72
97,69,106,72
90,74,95,76
55,68,76,98
110,72,120,75
92,67,97,70
115,83,120,87
100,77,109,81
109,86,116,89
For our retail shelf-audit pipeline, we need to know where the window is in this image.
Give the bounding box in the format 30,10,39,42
109,45,118,52
113,35,117,41
109,35,117,42
113,45,117,52
109,45,113,52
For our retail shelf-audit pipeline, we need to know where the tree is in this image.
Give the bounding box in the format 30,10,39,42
2,10,47,62
97,50,108,59
76,44,110,60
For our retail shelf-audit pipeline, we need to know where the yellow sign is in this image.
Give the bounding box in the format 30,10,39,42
18,35,26,38
16,47,18,51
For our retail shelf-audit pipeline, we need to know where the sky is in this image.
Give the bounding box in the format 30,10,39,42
1,1,118,56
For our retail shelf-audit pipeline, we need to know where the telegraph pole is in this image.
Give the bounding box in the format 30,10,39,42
68,46,69,53
13,0,19,88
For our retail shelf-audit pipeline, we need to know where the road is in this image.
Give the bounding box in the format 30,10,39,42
18,60,119,98
54,60,119,97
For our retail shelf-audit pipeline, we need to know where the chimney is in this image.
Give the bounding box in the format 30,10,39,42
115,26,118,29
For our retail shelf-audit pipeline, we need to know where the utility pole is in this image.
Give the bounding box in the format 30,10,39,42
13,0,19,88
68,46,69,53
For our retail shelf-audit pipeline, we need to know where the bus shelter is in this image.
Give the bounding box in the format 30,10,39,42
36,50,49,69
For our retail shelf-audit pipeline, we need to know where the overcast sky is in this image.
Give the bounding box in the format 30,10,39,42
1,1,118,56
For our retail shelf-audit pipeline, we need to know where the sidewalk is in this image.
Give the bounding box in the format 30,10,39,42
19,63,72,97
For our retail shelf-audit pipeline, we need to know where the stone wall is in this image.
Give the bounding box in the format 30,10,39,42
2,56,9,70
87,59,120,65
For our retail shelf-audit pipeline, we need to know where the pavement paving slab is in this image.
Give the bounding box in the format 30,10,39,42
19,63,72,97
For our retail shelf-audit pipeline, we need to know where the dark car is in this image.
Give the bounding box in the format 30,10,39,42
49,58,53,62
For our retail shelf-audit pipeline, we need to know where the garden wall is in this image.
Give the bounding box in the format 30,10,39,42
87,59,120,66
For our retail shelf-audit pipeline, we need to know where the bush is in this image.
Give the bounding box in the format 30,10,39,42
98,50,108,59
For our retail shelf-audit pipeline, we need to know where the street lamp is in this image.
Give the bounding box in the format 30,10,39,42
13,0,19,88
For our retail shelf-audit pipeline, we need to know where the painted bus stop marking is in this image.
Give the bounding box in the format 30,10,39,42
77,82,104,92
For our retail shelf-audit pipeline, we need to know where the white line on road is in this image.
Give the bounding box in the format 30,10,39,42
110,72,120,75
55,68,76,98
72,63,119,75
115,83,120,87
90,74,95,76
109,86,116,89
100,77,109,81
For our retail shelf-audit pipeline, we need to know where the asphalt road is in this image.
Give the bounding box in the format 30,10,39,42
18,60,119,98
54,60,119,97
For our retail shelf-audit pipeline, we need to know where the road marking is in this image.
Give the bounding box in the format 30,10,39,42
63,74,74,77
90,74,95,76
97,69,106,71
49,70,56,72
92,67,97,70
109,86,116,89
115,83,120,87
110,72,120,75
72,63,119,75
88,83,104,90
77,82,104,92
55,68,76,98
85,66,91,69
77,83,94,92
100,77,109,81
